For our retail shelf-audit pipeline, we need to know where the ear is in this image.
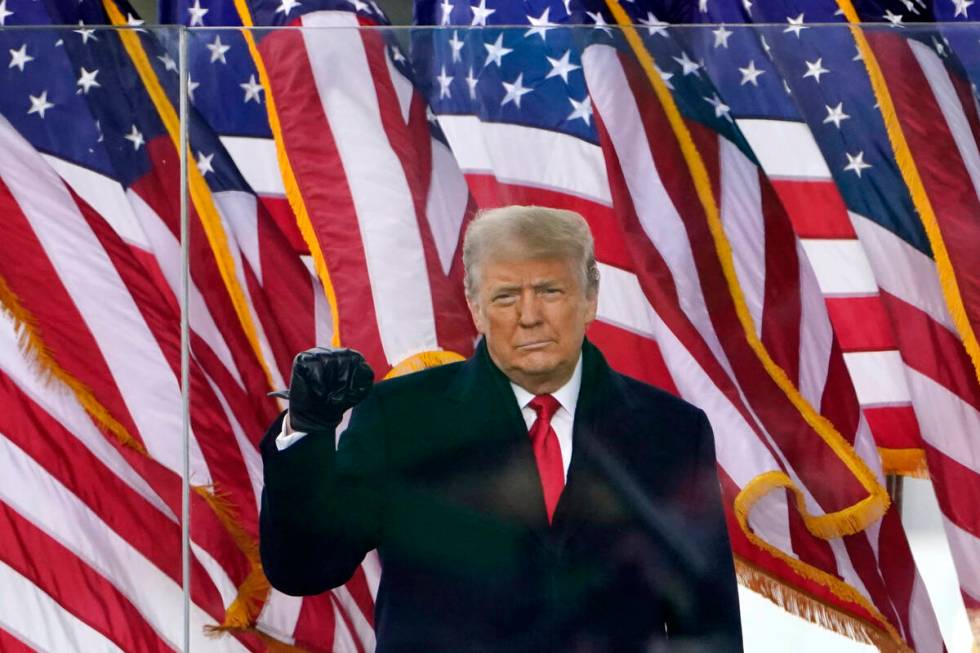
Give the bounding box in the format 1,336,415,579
467,295,487,335
584,289,598,325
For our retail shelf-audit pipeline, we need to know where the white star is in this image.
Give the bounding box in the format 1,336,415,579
712,25,732,48
567,95,593,125
76,67,100,94
240,74,263,103
742,0,752,13
500,73,532,108
673,51,701,76
703,94,731,120
74,21,98,44
158,53,177,72
187,77,200,102
699,0,708,12
350,0,369,11
465,67,478,99
852,45,864,61
206,35,230,64
437,65,453,99
196,151,215,175
738,60,764,86
126,13,146,31
27,91,54,119
953,0,974,17
545,50,581,83
526,8,555,39
656,65,674,89
638,12,669,37
0,0,13,26
883,10,904,26
803,58,830,83
187,0,208,26
276,0,302,16
933,36,948,57
844,151,871,177
823,102,850,128
586,11,614,36
448,30,464,63
470,0,495,26
483,33,512,67
760,35,772,59
390,46,406,64
8,44,33,72
124,124,145,150
784,13,807,38
440,0,454,25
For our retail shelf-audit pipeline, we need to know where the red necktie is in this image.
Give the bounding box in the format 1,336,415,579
528,394,565,523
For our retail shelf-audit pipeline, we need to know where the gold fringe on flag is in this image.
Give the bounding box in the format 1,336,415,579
735,558,911,653
384,350,466,379
879,447,930,479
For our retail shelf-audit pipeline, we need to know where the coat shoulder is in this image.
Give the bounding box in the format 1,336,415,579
613,371,705,423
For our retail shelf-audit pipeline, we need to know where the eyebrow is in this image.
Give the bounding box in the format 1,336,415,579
490,280,563,294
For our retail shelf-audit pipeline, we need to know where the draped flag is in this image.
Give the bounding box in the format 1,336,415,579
1,0,976,650
412,0,945,649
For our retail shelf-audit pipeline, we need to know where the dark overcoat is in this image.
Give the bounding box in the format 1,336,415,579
259,339,742,652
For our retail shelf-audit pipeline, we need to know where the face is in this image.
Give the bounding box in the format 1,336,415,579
467,255,597,394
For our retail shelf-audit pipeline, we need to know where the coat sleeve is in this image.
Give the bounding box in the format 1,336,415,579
664,409,743,652
258,390,388,596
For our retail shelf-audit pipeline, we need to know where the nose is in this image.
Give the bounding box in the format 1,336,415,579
516,289,543,327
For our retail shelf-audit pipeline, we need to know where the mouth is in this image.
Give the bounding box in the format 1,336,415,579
516,340,553,351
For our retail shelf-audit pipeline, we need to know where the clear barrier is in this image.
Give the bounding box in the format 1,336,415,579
0,18,975,653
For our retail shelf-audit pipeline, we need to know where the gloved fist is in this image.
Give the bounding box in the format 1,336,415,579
275,347,375,433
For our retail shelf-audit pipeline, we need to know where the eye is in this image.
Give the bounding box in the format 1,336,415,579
491,293,517,306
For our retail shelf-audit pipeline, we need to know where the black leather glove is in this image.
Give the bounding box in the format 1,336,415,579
273,347,375,433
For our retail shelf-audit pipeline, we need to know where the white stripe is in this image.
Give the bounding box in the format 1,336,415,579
905,367,980,477
127,188,244,390
436,114,612,205
217,190,262,285
41,155,151,250
333,586,376,650
362,549,382,600
332,599,359,653
799,239,878,296
843,351,912,405
0,435,249,653
302,255,335,347
719,135,765,340
584,44,736,386
219,136,286,197
256,590,302,645
797,239,835,409
0,562,127,653
0,311,175,522
0,116,209,482
736,119,831,180
746,489,797,561
909,40,980,210
190,542,240,611
204,370,264,510
943,516,980,612
302,10,438,365
827,536,875,607
909,573,946,653
427,137,470,275
849,212,955,331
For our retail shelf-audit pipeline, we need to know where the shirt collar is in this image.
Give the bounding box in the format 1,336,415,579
510,353,583,416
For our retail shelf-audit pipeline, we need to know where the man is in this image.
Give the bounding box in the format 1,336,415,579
260,205,742,652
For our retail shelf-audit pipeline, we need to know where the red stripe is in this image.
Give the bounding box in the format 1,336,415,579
862,405,922,451
0,370,239,619
962,591,980,611
462,174,633,272
759,171,801,385
926,446,980,540
587,320,677,395
870,33,980,341
770,179,855,239
615,54,867,501
259,30,388,372
332,594,367,653
875,507,918,647
341,566,375,629
818,337,860,445
0,177,144,450
260,195,308,255
825,295,898,352
0,628,34,653
292,594,335,652
0,503,173,653
785,488,839,577
842,529,902,635
880,291,980,412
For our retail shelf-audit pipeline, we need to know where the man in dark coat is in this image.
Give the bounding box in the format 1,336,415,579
259,205,742,652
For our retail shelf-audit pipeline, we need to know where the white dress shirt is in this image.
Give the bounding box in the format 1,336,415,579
276,354,584,475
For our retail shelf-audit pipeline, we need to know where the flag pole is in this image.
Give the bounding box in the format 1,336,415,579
178,24,192,653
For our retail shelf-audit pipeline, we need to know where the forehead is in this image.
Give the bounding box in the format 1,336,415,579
478,256,579,288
